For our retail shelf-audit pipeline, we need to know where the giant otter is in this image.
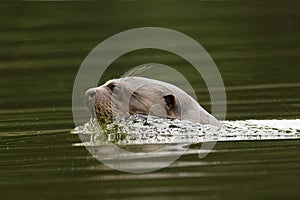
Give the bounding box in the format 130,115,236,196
85,76,220,127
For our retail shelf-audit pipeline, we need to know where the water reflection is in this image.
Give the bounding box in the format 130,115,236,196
72,115,300,172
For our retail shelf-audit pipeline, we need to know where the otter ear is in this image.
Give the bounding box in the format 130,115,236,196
164,94,176,109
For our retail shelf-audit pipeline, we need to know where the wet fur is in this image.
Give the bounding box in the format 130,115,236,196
85,76,220,127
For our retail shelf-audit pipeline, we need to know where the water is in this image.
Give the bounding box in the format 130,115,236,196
70,116,300,173
72,116,300,146
1,1,300,199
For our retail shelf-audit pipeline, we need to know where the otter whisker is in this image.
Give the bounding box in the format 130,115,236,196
123,65,154,77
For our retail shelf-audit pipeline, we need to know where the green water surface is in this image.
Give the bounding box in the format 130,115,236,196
1,1,300,199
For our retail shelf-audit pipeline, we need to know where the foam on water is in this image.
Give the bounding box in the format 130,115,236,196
72,115,300,146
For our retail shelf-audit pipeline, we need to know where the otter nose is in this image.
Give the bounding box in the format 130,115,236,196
87,88,96,99
85,88,97,107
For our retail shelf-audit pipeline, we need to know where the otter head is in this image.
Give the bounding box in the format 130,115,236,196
85,77,181,122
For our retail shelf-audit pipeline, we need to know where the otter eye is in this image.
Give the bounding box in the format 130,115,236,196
108,83,116,91
107,83,120,94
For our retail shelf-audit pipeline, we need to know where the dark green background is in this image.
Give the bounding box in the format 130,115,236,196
0,1,299,199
